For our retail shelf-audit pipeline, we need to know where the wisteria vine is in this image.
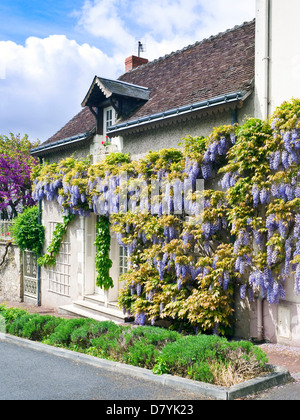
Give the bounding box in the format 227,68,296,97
32,99,300,333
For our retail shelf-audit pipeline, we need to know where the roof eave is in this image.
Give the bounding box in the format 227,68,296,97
107,90,252,136
30,130,95,157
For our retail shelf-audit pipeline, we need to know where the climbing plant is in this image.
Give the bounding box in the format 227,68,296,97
95,216,113,290
31,98,300,334
37,213,75,267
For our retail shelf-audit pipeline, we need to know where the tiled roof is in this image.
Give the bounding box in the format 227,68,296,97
117,20,255,124
41,106,96,146
36,20,255,151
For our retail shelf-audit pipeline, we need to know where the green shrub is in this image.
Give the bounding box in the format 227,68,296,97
7,314,63,341
7,314,37,338
124,326,180,347
12,206,45,255
0,304,28,326
153,334,268,384
155,334,226,373
86,325,180,368
122,341,159,368
187,361,214,383
47,318,95,346
88,325,125,358
69,319,120,349
42,317,64,338
0,306,269,386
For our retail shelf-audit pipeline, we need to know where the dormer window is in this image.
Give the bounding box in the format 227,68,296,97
104,106,116,136
81,77,150,136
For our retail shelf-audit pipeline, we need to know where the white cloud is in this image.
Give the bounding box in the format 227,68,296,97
0,36,119,141
75,0,135,53
133,0,208,40
0,0,255,142
75,0,255,60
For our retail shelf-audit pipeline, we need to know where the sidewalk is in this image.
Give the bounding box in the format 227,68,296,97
0,300,76,319
259,343,300,379
1,300,300,382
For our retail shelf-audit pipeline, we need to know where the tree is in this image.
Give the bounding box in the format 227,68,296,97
0,133,39,219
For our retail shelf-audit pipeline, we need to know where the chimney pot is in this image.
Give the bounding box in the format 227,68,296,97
125,55,148,72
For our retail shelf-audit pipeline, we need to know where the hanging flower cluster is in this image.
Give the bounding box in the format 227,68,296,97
32,99,300,334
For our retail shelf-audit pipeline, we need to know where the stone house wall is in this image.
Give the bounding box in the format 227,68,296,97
0,242,22,302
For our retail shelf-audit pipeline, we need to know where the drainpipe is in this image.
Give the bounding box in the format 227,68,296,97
263,0,271,119
257,297,264,342
37,156,42,307
231,108,238,125
256,0,271,342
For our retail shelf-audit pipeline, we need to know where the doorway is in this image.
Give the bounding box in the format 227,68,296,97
84,215,120,304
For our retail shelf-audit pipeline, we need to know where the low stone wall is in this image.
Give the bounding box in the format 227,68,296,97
0,242,22,302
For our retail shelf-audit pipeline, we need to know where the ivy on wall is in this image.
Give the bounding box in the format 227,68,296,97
95,216,113,290
31,99,300,334
37,213,75,267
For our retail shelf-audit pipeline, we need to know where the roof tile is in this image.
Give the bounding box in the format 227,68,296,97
41,20,255,148
117,20,255,123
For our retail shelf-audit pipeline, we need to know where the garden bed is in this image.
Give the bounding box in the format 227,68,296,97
0,303,273,389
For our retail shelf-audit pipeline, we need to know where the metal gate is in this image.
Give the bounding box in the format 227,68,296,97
23,250,38,300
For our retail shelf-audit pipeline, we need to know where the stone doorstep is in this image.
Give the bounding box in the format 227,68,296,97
0,333,293,400
58,298,129,324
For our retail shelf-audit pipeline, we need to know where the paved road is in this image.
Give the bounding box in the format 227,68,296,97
0,337,299,401
244,380,300,400
0,339,208,401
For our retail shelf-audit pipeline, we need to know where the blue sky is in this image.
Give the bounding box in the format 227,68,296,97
0,0,255,142
0,1,83,44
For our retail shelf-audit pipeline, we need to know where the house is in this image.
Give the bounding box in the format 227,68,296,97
31,20,255,319
30,0,300,346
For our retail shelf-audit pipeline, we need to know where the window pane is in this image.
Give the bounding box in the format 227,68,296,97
119,245,129,275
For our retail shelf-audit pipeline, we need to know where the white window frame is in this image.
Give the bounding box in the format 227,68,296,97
119,245,130,276
103,106,116,136
47,221,71,296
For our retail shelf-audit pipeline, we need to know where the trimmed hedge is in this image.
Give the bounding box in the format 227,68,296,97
153,334,268,384
0,304,269,386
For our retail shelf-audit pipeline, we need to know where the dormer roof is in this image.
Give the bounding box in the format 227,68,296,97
81,76,150,108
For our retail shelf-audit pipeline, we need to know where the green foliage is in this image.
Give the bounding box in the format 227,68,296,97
1,305,269,385
95,216,113,290
0,133,39,161
12,206,45,255
31,98,300,332
87,324,180,368
0,304,28,325
271,98,300,131
37,212,75,267
70,320,117,348
7,314,61,341
153,334,268,384
46,318,94,346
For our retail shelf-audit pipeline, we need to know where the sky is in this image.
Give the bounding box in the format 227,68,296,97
0,0,256,143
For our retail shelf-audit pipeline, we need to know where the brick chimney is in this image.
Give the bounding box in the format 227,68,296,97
125,55,148,72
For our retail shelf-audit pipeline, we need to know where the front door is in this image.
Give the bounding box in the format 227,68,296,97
85,214,102,297
85,215,120,304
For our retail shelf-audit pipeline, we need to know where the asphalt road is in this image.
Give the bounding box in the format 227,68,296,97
0,339,207,401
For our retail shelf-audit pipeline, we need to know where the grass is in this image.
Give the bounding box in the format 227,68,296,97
0,304,269,387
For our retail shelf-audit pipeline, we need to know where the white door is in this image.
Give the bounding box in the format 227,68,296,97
85,215,120,304
85,215,104,298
